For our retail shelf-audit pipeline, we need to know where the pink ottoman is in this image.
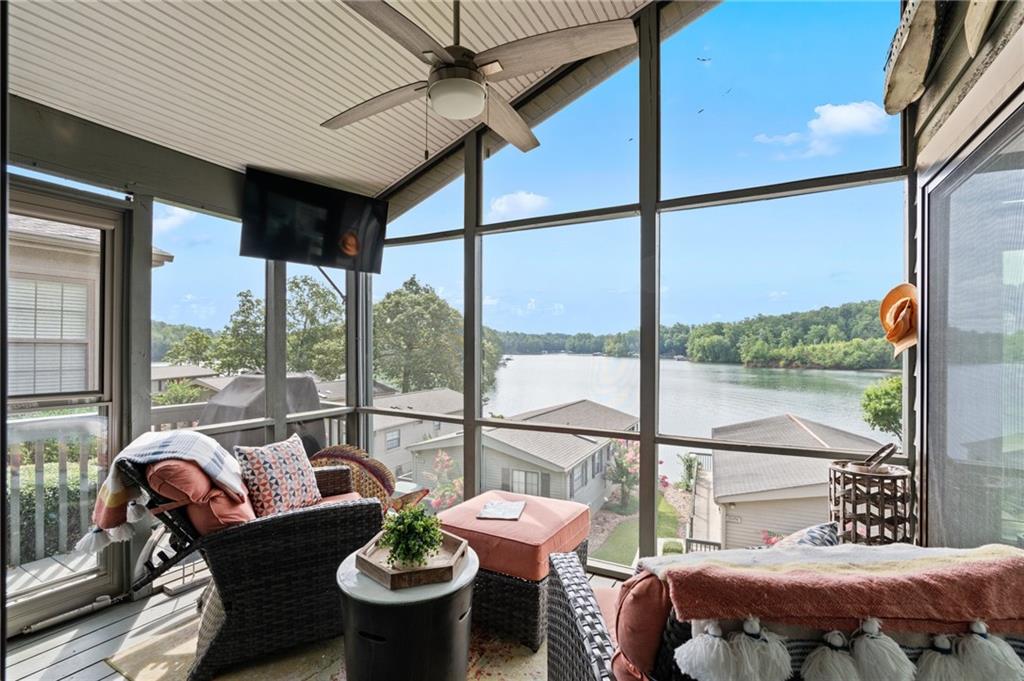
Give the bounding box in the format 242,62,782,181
439,491,590,650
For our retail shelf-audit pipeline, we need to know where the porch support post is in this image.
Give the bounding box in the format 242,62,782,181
638,3,661,559
463,135,482,499
266,260,288,441
124,194,153,441
347,270,373,451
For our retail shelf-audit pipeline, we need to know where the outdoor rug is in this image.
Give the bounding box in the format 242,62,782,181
106,614,546,680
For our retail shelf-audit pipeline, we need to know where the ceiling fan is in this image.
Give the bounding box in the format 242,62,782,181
321,0,638,152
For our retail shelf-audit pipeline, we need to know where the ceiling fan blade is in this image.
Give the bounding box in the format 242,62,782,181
321,81,428,129
479,90,539,153
475,19,636,81
343,1,453,65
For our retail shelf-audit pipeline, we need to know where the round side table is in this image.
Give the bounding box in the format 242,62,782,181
337,547,479,681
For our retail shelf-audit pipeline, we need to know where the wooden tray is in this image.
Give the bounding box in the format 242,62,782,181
355,530,468,590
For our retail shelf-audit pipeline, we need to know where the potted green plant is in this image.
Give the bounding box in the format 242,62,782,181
378,505,444,568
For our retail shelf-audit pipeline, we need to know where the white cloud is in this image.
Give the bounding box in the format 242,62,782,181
483,295,500,306
487,191,551,222
807,101,888,137
767,290,788,301
754,101,890,158
753,132,802,146
154,205,197,233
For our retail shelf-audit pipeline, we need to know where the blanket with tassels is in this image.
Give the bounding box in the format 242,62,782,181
642,544,1024,681
640,543,1024,634
75,430,245,552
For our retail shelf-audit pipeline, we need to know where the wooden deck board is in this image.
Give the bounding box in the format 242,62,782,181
6,591,200,681
7,571,619,680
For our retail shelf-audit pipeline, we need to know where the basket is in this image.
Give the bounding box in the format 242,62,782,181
829,444,912,544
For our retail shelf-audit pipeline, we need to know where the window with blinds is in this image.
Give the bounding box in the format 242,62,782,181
9,278,91,395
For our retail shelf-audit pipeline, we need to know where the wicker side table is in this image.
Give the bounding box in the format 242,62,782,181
829,460,912,544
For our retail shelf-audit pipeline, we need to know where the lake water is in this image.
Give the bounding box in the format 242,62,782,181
485,354,895,479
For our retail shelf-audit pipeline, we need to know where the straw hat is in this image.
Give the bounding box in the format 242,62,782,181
880,283,918,356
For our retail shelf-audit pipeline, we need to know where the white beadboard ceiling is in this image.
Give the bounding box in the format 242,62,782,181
8,0,649,200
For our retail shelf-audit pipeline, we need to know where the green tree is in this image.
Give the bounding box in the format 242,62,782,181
862,375,903,441
211,290,265,374
287,275,345,377
152,380,203,406
164,330,215,367
374,277,464,393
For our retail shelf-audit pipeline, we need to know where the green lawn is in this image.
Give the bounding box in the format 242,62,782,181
591,492,679,565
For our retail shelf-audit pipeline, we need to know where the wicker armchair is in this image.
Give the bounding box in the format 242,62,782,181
310,444,396,509
118,460,382,681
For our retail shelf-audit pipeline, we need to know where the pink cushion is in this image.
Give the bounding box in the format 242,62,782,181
593,585,619,645
317,492,362,505
146,459,255,536
611,570,672,681
235,433,322,517
438,490,589,581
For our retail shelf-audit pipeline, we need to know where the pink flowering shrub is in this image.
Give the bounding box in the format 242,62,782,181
424,450,463,512
607,440,640,510
760,529,784,546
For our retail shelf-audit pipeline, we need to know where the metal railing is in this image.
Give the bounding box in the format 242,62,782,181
685,538,722,553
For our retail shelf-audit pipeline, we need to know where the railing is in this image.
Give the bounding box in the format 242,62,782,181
685,538,722,553
150,401,348,448
6,412,108,570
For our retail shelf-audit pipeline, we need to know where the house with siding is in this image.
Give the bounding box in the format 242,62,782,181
9,214,172,396
408,399,639,513
370,388,464,481
710,414,880,549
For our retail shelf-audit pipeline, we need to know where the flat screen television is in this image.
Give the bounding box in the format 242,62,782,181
240,167,388,273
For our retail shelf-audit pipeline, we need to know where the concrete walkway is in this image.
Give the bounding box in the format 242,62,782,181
690,469,721,543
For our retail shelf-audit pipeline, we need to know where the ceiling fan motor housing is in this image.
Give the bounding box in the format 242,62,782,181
428,49,486,120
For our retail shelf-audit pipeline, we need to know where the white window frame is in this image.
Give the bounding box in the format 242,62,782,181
385,429,401,450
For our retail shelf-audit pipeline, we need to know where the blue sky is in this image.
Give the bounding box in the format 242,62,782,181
14,1,904,335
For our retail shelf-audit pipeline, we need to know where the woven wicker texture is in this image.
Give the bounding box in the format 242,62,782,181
311,444,395,509
472,540,588,652
547,551,616,681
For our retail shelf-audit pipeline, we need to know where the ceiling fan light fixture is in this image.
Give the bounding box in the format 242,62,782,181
428,67,486,120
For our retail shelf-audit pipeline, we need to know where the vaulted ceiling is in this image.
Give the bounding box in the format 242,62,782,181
8,1,650,204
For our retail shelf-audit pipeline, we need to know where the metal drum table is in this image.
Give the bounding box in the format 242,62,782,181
336,547,479,681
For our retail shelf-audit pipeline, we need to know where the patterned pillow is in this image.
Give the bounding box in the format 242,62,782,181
235,433,322,517
775,521,840,548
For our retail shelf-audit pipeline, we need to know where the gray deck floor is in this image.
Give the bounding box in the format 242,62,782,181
6,571,620,680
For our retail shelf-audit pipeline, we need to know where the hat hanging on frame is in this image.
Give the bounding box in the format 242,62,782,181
880,283,918,357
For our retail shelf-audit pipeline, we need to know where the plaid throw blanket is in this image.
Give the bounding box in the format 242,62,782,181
640,543,1024,634
76,430,245,551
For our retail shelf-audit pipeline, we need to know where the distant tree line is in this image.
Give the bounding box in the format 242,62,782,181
157,275,502,395
494,301,899,370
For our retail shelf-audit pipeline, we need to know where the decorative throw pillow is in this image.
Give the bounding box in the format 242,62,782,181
775,521,840,547
235,433,321,517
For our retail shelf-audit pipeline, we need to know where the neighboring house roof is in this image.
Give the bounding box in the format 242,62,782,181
316,375,398,403
507,399,639,432
151,364,218,382
373,388,464,430
409,399,638,472
711,414,880,502
10,214,174,267
192,376,235,393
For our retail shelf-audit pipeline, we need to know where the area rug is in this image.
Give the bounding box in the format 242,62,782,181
106,615,546,680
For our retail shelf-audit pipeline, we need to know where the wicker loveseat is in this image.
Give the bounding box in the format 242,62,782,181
118,460,382,681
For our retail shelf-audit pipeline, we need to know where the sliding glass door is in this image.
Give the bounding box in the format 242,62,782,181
5,177,128,634
924,105,1024,548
